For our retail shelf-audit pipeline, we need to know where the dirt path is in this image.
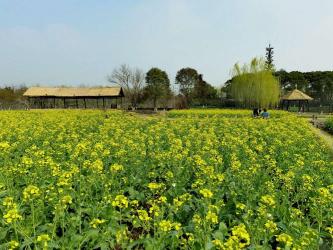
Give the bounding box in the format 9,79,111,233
310,125,333,159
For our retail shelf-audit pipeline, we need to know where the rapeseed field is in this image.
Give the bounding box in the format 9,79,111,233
0,110,332,249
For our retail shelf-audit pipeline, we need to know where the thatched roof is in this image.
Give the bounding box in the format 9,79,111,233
23,87,124,97
281,89,313,101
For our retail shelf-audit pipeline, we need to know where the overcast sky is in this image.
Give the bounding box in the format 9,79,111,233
0,0,332,87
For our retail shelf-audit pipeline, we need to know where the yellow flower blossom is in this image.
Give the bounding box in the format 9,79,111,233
23,185,41,201
8,240,19,250
326,226,333,237
116,228,128,243
157,196,167,203
159,220,173,232
260,195,276,208
112,195,128,209
147,182,163,190
61,195,72,205
276,233,293,247
212,239,224,249
206,211,218,224
236,202,246,210
110,163,124,172
199,188,213,198
90,218,106,228
3,197,15,208
224,224,250,249
3,208,22,224
265,220,277,233
137,210,151,221
149,204,160,217
37,234,51,248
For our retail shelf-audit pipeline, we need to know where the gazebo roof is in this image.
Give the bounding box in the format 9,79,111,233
281,89,313,101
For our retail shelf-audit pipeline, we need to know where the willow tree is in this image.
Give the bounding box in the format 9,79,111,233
230,57,280,108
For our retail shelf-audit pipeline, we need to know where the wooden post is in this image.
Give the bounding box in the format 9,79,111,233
63,98,66,108
96,98,99,108
53,98,56,108
84,98,86,109
76,98,79,109
28,97,30,109
103,97,105,109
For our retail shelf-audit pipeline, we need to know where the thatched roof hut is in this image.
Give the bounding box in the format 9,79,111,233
23,87,124,109
281,89,313,112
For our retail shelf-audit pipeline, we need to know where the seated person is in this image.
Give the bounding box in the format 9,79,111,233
253,108,259,117
261,109,269,119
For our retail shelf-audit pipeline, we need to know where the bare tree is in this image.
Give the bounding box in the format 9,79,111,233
131,68,145,108
108,64,145,109
108,64,132,91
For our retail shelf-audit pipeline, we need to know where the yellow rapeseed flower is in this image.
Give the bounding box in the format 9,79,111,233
147,182,163,190
61,195,72,205
3,208,22,224
260,195,276,208
137,210,151,221
199,188,213,198
112,195,128,209
206,211,218,224
37,234,51,248
265,220,277,233
159,220,173,232
8,240,19,250
3,197,15,208
276,233,293,247
110,163,124,172
224,224,250,249
90,218,106,228
212,239,224,249
23,185,41,201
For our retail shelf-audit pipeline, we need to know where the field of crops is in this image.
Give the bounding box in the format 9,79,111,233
0,109,332,249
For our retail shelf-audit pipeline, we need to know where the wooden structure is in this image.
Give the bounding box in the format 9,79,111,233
23,87,125,109
281,89,313,112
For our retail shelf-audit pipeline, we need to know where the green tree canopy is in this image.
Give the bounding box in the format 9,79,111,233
175,67,199,104
145,67,171,109
230,57,280,108
193,74,217,104
274,70,333,103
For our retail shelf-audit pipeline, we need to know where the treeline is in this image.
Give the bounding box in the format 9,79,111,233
2,68,333,110
0,86,27,109
223,70,333,104
108,64,220,109
274,70,333,104
0,65,221,110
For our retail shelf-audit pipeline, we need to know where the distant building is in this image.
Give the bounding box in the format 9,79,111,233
23,86,125,109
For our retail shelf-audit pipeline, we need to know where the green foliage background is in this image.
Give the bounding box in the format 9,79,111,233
230,58,280,108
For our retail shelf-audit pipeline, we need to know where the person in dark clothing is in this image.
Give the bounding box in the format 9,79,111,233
253,108,259,118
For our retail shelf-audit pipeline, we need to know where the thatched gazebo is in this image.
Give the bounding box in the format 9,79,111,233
281,89,313,112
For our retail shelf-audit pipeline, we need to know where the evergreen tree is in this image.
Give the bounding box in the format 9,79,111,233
265,44,275,71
